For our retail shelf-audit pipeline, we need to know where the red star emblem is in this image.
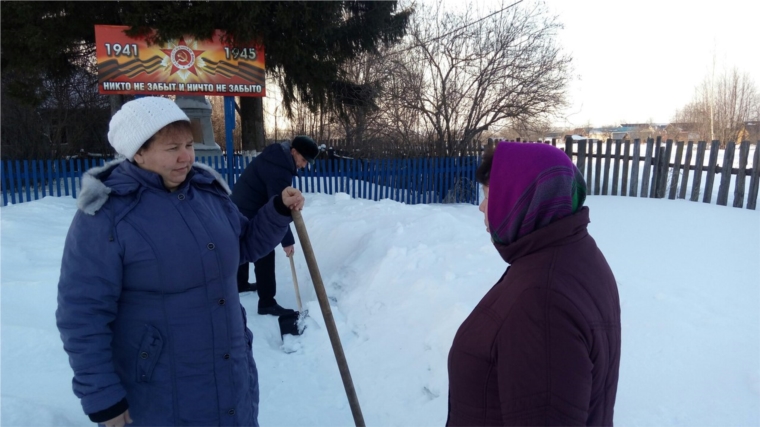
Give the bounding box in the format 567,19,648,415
161,37,205,76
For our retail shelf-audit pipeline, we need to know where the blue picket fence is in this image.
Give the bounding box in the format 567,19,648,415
0,155,481,207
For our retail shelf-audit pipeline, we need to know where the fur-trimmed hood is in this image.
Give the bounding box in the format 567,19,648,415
77,159,231,215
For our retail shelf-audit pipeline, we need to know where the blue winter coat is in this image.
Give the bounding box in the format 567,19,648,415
56,159,291,426
231,142,296,248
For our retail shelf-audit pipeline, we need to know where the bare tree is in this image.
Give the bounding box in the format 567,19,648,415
1,65,111,160
386,0,570,156
673,68,760,146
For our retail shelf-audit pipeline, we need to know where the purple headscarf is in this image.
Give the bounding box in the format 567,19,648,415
488,142,587,245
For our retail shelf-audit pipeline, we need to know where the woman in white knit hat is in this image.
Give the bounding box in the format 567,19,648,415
56,96,303,427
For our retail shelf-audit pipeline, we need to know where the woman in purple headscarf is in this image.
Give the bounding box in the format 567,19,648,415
446,142,621,426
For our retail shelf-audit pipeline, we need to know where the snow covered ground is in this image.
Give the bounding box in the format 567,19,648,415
1,192,758,426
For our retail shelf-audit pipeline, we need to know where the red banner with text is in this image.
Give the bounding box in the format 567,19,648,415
95,25,265,97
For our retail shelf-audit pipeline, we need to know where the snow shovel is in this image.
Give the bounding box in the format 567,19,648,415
278,254,308,337
291,210,366,427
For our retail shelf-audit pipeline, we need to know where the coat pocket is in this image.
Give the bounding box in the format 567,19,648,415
242,305,254,349
136,324,164,383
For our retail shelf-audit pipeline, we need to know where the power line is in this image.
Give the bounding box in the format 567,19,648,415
386,0,526,57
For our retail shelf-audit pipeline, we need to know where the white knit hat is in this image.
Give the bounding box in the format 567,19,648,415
108,97,190,160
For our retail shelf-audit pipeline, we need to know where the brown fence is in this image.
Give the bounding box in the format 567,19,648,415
493,137,759,210
488,137,760,210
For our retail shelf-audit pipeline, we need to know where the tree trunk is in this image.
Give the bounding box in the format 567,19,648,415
109,94,125,116
241,97,265,151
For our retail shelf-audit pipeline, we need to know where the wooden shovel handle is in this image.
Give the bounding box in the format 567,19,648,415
291,210,366,427
288,254,303,312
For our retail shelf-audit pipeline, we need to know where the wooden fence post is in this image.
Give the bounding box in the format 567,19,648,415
703,140,721,203
716,141,735,206
577,139,587,177
630,139,641,197
679,142,693,200
747,142,760,210
662,139,674,198
621,139,630,197
690,141,706,201
602,139,612,195
640,138,654,197
649,136,663,198
586,139,594,191
733,141,750,208
655,147,670,199
612,139,622,196
564,136,574,159
594,140,603,195
669,141,684,199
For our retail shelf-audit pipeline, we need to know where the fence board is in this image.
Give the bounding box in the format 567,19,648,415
662,140,673,198
72,159,80,199
655,147,670,199
387,158,392,200
439,157,445,203
342,157,347,193
420,158,427,203
8,161,18,204
586,140,594,192
669,141,684,199
612,140,622,196
649,137,663,198
733,141,750,208
420,157,425,204
691,142,706,201
343,157,348,194
363,159,368,198
417,157,422,204
23,160,32,202
594,140,603,195
621,140,630,197
703,141,720,203
352,160,358,198
640,138,654,197
717,142,736,206
313,160,320,194
679,142,694,199
748,143,760,210
441,157,447,202
12,160,22,203
577,140,586,177
412,159,418,205
656,147,669,198
602,139,612,195
39,159,48,197
407,158,412,203
1,162,7,206
652,148,662,198
565,136,574,159
31,160,39,200
630,139,640,196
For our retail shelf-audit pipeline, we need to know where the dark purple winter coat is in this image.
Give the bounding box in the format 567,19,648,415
447,143,621,426
56,159,292,426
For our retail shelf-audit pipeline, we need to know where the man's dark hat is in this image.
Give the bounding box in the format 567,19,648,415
292,136,319,165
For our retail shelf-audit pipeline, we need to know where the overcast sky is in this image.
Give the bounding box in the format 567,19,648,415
425,0,759,128
542,0,759,128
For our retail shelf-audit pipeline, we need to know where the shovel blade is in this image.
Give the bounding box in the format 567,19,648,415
278,311,304,337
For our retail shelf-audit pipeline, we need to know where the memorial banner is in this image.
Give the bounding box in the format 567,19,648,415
95,25,265,97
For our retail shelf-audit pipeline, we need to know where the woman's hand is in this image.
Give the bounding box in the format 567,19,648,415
281,187,305,211
102,410,132,427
